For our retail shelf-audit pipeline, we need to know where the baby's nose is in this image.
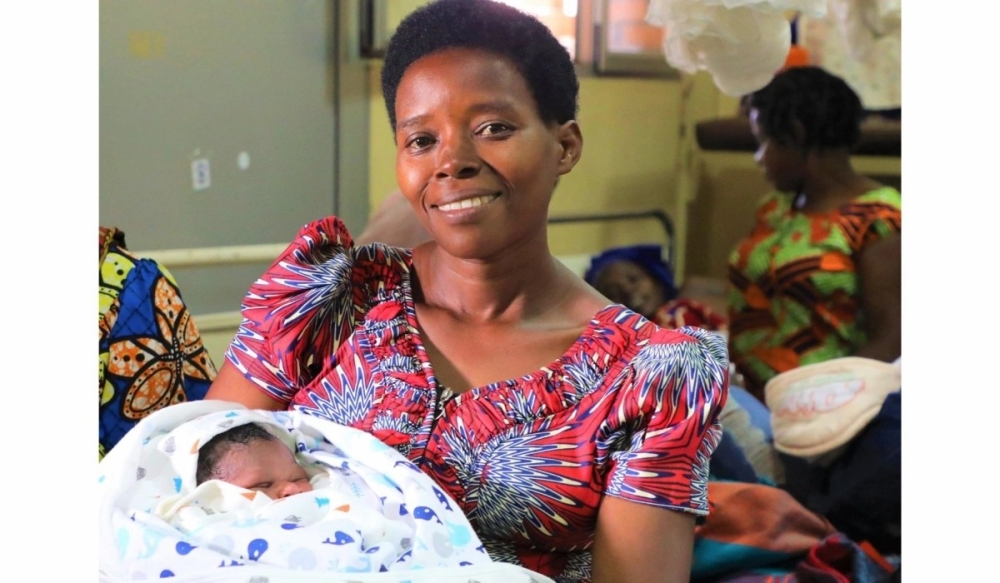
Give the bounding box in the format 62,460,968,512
277,480,313,499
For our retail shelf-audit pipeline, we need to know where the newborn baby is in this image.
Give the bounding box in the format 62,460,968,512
139,409,490,576
195,422,315,501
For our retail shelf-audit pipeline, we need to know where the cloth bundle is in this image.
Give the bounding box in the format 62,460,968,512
799,0,901,109
98,401,554,583
765,357,900,462
645,0,828,96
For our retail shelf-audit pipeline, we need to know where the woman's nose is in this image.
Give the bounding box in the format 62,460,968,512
435,136,481,179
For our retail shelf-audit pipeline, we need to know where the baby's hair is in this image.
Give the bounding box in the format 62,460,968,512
195,422,278,485
380,0,578,132
742,66,864,151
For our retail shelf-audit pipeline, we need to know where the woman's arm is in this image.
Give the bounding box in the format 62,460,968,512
854,232,901,362
204,360,287,411
592,496,696,583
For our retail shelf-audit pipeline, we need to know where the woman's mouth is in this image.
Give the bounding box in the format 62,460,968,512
435,193,500,212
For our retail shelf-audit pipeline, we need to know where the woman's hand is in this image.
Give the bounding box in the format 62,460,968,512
591,496,697,583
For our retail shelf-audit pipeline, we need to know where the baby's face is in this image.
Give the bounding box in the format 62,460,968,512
592,260,667,319
215,439,313,501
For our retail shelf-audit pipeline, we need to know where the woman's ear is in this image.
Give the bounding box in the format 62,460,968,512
556,120,583,175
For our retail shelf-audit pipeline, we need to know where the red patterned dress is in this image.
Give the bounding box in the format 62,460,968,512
226,217,728,582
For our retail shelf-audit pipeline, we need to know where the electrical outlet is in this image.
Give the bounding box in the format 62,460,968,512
191,158,211,191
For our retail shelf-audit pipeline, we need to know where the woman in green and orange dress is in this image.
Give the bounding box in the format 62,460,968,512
728,66,901,403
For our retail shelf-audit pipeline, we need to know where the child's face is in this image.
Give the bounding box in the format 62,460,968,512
592,260,667,319
214,439,313,501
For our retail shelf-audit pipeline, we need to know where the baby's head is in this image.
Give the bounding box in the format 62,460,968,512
195,422,313,500
584,245,678,320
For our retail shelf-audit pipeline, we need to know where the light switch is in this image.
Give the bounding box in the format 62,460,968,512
191,158,211,191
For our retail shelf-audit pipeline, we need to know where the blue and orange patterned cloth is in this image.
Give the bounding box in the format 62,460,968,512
99,227,217,460
224,216,729,582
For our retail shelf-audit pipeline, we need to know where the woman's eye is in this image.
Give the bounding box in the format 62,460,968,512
405,135,434,150
478,123,512,137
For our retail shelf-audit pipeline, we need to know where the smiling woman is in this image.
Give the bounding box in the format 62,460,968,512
205,1,729,582
392,47,581,263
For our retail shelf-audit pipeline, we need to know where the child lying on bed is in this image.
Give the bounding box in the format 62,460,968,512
583,244,728,334
98,402,552,583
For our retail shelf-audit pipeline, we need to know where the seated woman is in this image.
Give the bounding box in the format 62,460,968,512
205,1,728,581
724,66,902,557
727,66,901,402
99,226,217,460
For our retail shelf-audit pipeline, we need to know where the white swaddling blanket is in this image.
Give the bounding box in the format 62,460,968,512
99,401,553,583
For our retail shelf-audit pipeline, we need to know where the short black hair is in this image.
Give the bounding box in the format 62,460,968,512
381,0,579,131
195,422,277,485
743,66,864,151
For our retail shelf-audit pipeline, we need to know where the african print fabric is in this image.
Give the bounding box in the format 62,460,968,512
726,187,901,400
225,216,729,582
99,227,217,460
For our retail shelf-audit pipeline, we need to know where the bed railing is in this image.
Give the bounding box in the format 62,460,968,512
546,209,675,271
139,243,290,270
139,209,675,272
136,207,675,341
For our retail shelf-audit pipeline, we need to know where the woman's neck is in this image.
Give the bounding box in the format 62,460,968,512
411,231,580,325
797,150,881,212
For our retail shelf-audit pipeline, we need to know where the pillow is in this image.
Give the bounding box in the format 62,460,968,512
765,357,900,462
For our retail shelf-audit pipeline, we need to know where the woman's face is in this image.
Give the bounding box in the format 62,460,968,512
592,260,666,319
749,107,806,194
393,48,581,259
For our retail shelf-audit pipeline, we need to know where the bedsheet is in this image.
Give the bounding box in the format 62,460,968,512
98,401,553,583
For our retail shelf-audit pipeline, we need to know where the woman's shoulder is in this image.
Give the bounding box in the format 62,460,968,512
854,185,902,209
242,216,414,329
754,191,793,224
277,216,414,284
590,305,729,372
585,307,728,432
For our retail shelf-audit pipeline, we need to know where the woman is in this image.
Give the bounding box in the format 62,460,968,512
99,226,217,460
207,1,727,581
728,66,902,402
